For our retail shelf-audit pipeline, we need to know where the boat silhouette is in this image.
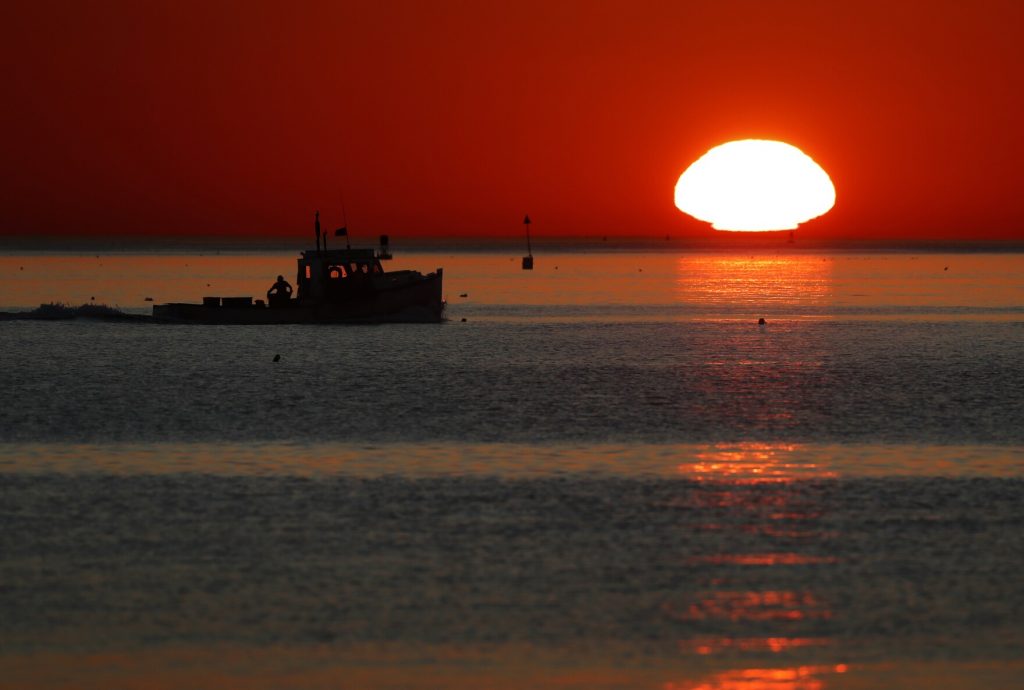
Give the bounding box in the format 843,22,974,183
153,229,443,324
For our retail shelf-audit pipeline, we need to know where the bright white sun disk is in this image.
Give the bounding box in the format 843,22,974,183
675,140,835,231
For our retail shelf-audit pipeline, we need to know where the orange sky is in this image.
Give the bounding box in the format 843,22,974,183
2,0,1023,241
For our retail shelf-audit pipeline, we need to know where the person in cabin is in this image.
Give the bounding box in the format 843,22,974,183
267,275,293,306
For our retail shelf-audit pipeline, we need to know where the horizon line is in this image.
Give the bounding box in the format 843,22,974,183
2,234,1024,254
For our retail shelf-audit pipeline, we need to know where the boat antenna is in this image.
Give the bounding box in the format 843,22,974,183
315,210,321,253
522,214,533,270
335,191,351,250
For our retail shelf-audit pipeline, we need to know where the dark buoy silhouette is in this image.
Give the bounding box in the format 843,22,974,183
460,318,467,322
522,214,534,270
758,318,766,325
273,354,281,362
144,297,153,302
459,293,468,298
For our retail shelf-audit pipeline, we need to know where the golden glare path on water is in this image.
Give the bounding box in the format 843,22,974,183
6,442,1023,478
3,252,1022,318
2,647,1021,690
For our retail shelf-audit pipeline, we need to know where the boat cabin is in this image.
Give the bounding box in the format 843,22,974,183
296,248,384,302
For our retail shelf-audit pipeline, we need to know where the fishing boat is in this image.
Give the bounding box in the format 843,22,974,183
153,232,444,324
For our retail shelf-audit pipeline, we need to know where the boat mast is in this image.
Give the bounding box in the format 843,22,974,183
315,210,321,253
340,194,351,250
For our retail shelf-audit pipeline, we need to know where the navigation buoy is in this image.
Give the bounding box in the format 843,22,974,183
273,354,281,362
522,214,534,270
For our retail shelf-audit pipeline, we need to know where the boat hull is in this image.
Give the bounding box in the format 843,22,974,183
153,270,444,324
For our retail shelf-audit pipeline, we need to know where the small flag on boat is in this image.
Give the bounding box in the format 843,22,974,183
335,227,347,236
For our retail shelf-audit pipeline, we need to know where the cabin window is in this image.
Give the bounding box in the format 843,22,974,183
329,265,347,280
305,266,311,279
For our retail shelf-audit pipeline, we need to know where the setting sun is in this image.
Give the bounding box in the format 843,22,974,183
675,140,836,231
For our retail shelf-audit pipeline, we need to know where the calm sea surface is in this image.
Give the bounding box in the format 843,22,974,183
1,249,1023,689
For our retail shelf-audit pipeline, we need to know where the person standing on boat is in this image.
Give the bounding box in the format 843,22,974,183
267,275,292,306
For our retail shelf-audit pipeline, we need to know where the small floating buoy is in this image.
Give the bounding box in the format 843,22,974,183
19,266,24,271
90,296,95,301
944,266,949,271
273,354,280,362
459,293,468,298
144,297,153,302
758,317,766,325
460,318,467,322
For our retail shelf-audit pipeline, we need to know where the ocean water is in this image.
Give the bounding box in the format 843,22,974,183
1,249,1023,689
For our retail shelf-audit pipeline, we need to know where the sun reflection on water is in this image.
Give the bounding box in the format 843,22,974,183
675,255,833,312
670,590,832,623
668,441,842,677
665,663,849,690
679,443,838,482
690,554,838,566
